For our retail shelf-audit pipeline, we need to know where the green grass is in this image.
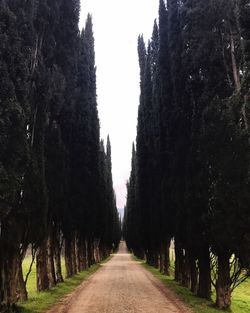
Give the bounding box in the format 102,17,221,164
17,256,110,313
136,258,250,313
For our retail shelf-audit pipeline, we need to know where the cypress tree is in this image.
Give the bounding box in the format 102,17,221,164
179,0,217,296
124,143,142,256
0,0,120,307
126,1,250,310
137,35,161,265
180,0,250,307
158,0,175,276
136,36,147,251
98,140,110,257
105,136,115,247
0,0,33,305
98,136,121,253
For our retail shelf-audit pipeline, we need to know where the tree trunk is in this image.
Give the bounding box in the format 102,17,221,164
65,236,73,278
77,238,84,272
181,248,191,288
100,243,108,262
54,247,64,283
138,248,145,260
146,249,152,266
0,248,20,307
17,259,28,301
36,239,49,291
47,230,56,288
94,239,100,263
145,250,150,265
216,253,231,310
75,235,81,273
146,247,157,267
159,242,165,273
71,233,77,275
164,240,170,276
174,240,183,282
99,244,104,262
54,229,63,283
82,239,88,270
87,239,94,266
152,249,159,269
197,248,211,299
190,255,198,294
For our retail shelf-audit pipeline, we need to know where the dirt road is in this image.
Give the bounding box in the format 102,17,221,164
47,242,192,313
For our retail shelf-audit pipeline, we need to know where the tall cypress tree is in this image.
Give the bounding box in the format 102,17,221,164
135,35,146,255
126,1,250,310
0,0,120,307
124,143,142,255
178,0,250,307
158,0,175,275
0,0,34,305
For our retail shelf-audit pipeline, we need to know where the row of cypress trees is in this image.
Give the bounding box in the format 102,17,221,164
124,0,250,310
0,0,120,309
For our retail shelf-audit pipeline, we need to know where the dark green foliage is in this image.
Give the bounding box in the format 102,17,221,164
96,138,121,252
68,14,99,237
0,0,120,307
104,136,121,249
126,0,250,310
124,143,142,254
0,0,30,221
0,0,33,306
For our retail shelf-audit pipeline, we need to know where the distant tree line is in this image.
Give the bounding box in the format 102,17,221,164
0,0,120,309
124,0,250,310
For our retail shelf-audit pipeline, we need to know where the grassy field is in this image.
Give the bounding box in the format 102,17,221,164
18,257,106,313
140,259,250,313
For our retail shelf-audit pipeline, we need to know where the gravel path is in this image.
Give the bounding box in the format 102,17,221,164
47,242,192,313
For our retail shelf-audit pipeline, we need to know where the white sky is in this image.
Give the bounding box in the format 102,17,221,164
79,0,159,209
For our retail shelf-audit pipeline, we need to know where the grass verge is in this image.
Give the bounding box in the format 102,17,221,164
136,258,250,313
17,256,112,313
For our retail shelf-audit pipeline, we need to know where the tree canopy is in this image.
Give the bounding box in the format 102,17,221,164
124,0,250,310
0,1,120,308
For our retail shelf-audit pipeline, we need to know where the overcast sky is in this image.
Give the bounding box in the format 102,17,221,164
79,0,159,209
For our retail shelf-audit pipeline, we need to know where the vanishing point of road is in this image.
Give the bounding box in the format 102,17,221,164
47,242,192,313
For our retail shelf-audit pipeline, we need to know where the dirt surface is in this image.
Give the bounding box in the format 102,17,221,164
47,242,193,313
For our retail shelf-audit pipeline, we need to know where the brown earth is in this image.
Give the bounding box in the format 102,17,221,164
47,242,193,313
